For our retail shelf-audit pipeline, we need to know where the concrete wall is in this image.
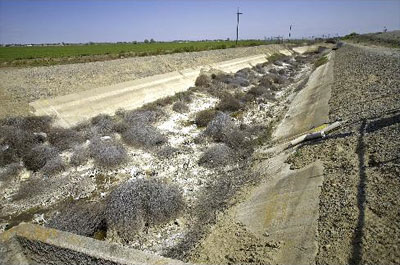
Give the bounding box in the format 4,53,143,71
0,223,188,265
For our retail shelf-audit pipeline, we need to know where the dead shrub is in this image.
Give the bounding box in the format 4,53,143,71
0,163,22,182
47,201,106,237
204,112,235,140
194,109,217,127
121,124,167,148
261,91,277,101
205,83,230,99
235,68,252,79
216,94,241,112
213,73,249,87
174,91,193,103
22,144,59,171
264,73,286,85
155,145,179,159
204,112,247,149
72,121,94,140
41,156,66,176
248,85,269,97
254,64,267,74
106,178,185,241
89,137,127,167
213,73,232,83
48,127,83,151
198,144,235,168
1,126,40,160
269,68,278,74
113,122,129,134
123,109,162,125
1,116,53,133
0,144,18,167
70,145,89,167
278,69,286,75
91,114,115,136
259,76,274,88
195,74,211,87
172,101,189,113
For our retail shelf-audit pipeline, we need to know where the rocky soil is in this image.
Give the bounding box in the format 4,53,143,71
287,44,400,264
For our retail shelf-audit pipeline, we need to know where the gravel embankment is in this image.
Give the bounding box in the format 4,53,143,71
287,44,400,264
0,44,288,103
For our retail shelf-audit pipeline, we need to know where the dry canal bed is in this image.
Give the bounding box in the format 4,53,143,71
0,48,326,263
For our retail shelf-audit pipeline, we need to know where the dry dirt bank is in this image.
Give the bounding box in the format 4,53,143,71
287,44,400,264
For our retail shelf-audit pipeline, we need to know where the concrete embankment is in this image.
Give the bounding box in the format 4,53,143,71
0,223,187,265
233,51,334,264
29,46,294,127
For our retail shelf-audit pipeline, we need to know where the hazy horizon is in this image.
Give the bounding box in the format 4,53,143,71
0,0,399,45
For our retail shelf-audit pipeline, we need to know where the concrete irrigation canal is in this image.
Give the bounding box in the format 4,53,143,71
3,41,398,265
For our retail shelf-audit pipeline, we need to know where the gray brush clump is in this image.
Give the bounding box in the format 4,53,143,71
22,144,60,171
70,145,89,167
156,145,179,159
248,85,269,97
194,109,217,127
216,93,241,112
89,137,127,167
1,115,53,133
106,178,185,241
205,112,246,149
0,163,22,182
198,144,235,168
48,127,83,151
172,101,189,113
124,109,162,125
47,201,106,237
204,112,235,140
121,124,167,148
1,126,40,162
195,74,211,87
90,114,115,136
41,156,65,176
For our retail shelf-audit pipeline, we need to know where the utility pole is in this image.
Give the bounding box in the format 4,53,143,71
236,7,243,45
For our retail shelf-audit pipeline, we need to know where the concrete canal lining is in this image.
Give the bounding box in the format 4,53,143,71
0,223,188,265
29,47,294,128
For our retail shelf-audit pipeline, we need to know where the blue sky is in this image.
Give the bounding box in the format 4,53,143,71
0,0,399,44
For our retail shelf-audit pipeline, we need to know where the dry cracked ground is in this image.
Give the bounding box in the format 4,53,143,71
1,41,399,265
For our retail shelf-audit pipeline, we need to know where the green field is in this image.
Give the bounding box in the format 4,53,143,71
0,40,281,67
